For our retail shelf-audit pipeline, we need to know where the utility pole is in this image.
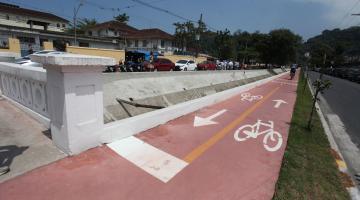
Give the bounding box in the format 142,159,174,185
73,1,84,46
195,14,203,58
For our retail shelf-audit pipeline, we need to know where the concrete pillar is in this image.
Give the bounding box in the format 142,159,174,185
31,54,115,155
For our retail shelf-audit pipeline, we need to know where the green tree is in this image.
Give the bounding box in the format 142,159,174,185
268,29,302,65
214,29,234,60
173,22,187,52
305,26,360,65
114,13,130,23
307,41,334,68
66,18,98,35
173,21,202,54
234,30,262,64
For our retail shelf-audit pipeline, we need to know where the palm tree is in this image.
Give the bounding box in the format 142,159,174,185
173,22,187,52
66,18,98,35
113,13,130,23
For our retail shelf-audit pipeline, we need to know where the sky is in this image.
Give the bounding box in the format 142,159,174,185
3,0,360,39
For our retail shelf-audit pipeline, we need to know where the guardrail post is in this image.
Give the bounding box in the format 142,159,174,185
31,54,115,155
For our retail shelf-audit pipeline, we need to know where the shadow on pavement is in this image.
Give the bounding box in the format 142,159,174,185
0,145,29,169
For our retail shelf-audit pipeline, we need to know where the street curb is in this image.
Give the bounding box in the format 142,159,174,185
306,77,360,200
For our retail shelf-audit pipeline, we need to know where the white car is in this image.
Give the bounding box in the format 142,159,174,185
175,60,197,71
15,50,66,67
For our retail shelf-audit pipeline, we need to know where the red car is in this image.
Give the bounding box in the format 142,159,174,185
197,61,216,70
144,58,175,71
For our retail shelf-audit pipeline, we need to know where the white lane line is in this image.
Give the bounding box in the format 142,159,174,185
107,136,188,183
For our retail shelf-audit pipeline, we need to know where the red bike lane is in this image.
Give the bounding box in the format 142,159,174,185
0,73,299,200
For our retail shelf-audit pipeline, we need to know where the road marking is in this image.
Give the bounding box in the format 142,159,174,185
241,92,263,102
234,120,283,152
184,87,280,163
108,136,188,183
193,109,227,127
273,99,288,108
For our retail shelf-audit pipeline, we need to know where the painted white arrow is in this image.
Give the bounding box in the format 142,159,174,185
273,100,288,108
193,109,227,127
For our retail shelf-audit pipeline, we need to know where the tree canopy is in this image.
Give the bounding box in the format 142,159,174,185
66,18,98,35
305,27,360,66
173,21,302,65
113,13,130,23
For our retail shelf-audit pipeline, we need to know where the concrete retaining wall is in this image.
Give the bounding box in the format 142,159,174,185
103,69,277,122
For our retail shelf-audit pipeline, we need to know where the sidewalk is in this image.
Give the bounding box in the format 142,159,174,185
0,73,299,200
0,97,65,183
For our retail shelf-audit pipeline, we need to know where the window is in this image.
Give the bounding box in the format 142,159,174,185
135,40,138,47
57,23,60,28
189,61,195,64
6,15,9,20
17,36,35,44
161,40,165,48
142,40,148,47
88,31,93,36
62,24,66,28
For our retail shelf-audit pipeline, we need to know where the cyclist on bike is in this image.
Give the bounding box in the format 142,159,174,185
290,64,297,80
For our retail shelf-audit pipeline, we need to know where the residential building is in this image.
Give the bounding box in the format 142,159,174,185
0,2,68,32
0,3,120,56
85,20,176,54
0,3,176,56
126,29,175,54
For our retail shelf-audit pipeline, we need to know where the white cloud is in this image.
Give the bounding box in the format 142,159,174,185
292,0,360,27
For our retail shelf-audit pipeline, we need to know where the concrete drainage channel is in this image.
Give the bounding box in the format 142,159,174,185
102,69,285,123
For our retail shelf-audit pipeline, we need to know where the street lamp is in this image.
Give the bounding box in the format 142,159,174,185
73,1,84,46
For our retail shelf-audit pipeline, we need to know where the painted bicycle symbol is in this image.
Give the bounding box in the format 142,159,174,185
234,120,283,152
241,93,263,102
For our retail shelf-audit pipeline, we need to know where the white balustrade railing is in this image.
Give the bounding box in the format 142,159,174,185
0,62,48,118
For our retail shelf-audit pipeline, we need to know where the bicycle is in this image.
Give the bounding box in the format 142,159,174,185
241,93,263,102
234,120,283,152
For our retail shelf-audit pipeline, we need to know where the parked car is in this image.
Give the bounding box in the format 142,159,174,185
197,61,216,70
15,50,66,67
175,60,197,71
144,58,175,71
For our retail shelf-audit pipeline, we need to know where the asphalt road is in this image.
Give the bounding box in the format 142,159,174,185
308,71,360,148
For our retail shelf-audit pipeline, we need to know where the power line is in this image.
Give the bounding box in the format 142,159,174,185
129,0,218,31
336,0,360,28
82,0,170,13
130,0,195,22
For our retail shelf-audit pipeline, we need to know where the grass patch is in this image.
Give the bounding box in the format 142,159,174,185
273,73,350,200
